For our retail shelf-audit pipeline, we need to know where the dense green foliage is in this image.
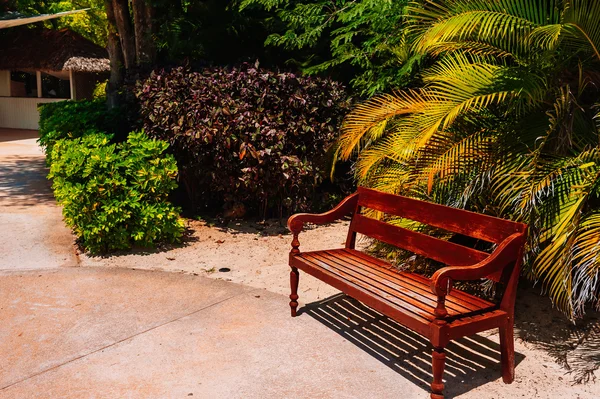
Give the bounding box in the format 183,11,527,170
13,0,600,320
151,0,274,65
136,64,352,217
239,0,419,95
38,99,124,153
48,131,185,254
336,0,600,319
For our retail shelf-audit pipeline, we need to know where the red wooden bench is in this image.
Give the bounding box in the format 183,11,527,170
287,187,527,399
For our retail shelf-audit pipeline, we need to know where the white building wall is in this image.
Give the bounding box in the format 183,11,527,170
0,97,64,130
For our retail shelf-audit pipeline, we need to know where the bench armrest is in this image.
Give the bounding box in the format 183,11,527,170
287,193,358,233
287,193,358,254
430,232,526,297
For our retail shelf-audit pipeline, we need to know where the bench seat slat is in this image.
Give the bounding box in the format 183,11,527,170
336,249,489,311
352,214,489,267
341,249,495,310
292,249,496,328
290,254,433,337
321,251,475,314
300,253,436,322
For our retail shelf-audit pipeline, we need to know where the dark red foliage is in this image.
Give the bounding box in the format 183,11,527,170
136,63,352,216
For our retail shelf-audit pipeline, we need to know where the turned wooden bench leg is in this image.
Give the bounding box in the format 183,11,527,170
290,267,299,317
499,318,515,383
430,347,446,399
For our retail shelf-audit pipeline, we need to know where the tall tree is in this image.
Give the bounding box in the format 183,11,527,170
104,0,156,107
103,0,122,108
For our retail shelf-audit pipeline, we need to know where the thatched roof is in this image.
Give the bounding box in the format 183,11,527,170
0,27,109,73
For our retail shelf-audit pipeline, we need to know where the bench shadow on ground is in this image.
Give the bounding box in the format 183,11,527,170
0,156,55,207
300,293,525,398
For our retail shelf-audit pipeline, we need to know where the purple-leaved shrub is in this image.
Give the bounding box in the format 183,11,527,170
136,63,352,217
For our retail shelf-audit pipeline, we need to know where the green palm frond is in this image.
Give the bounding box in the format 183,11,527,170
572,211,600,313
337,54,517,164
528,24,567,50
415,129,495,193
427,40,514,58
361,163,413,194
353,121,421,180
408,0,562,59
562,0,600,61
335,89,429,161
335,0,600,319
532,163,600,314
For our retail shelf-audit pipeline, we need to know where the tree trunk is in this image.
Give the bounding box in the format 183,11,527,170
112,0,136,71
132,0,156,67
104,0,157,108
104,0,124,109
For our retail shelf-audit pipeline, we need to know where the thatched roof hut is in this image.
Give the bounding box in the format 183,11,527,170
0,27,110,130
0,27,109,73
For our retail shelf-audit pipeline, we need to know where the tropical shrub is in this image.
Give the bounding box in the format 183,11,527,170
239,0,419,96
48,131,185,254
136,64,352,217
38,99,124,153
335,0,600,319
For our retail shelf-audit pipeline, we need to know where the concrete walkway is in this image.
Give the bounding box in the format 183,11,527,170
0,129,597,399
0,129,78,270
1,268,424,398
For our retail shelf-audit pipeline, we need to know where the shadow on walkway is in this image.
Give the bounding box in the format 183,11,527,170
0,156,55,207
300,294,524,399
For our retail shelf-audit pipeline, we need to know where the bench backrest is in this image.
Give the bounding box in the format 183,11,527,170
347,187,527,282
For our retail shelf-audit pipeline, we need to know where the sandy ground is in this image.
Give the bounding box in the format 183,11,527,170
81,218,351,303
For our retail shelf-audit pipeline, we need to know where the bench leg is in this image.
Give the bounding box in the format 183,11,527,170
499,318,515,383
430,347,446,399
289,267,299,317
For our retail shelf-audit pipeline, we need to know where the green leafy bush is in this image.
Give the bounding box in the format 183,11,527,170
38,99,124,153
48,131,185,254
136,64,352,217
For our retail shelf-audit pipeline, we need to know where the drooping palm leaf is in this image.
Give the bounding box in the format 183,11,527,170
334,0,600,319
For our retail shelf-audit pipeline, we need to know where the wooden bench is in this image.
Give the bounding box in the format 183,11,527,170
287,187,527,399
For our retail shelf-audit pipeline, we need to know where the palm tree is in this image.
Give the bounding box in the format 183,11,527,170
334,0,600,319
